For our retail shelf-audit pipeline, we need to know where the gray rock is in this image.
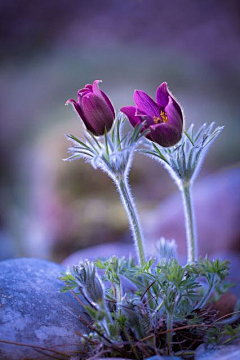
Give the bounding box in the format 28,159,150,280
195,345,240,360
0,258,87,360
62,242,134,267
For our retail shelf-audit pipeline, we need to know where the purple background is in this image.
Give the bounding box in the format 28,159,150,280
0,0,239,262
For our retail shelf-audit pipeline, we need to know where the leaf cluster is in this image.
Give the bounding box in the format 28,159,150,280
64,113,149,179
140,123,224,186
60,256,235,359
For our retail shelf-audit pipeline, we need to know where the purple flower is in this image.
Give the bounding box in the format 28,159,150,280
121,82,183,147
66,80,115,136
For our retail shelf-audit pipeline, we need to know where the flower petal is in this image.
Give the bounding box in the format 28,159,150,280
82,93,114,135
92,80,103,97
134,90,160,117
157,82,183,121
92,80,115,118
78,88,92,102
120,106,141,127
149,123,182,147
100,90,115,118
165,96,183,128
85,84,93,90
135,108,155,126
65,98,96,133
156,82,169,108
65,98,84,119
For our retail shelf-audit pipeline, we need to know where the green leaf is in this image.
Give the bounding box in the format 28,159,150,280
95,259,106,269
184,130,195,146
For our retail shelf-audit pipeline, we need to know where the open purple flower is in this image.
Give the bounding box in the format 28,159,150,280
121,82,183,147
66,80,115,136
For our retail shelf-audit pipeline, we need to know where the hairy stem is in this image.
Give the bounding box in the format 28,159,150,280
115,175,154,309
166,311,173,355
116,282,122,318
181,183,197,262
115,176,146,266
166,293,179,355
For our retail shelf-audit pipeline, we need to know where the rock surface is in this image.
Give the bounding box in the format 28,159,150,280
0,258,87,360
196,345,240,360
62,242,134,267
144,167,240,259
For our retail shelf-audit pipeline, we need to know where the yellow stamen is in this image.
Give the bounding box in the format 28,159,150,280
153,111,169,124
153,116,162,124
160,110,168,123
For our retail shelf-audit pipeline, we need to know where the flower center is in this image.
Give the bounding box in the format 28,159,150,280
153,111,168,124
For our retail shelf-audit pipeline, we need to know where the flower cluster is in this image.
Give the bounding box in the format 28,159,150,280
65,80,224,265
66,80,183,147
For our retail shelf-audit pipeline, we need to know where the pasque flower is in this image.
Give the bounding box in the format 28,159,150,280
66,80,115,136
121,82,183,147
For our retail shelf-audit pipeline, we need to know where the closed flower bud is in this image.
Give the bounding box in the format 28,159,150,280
73,260,104,305
156,237,178,262
66,80,115,136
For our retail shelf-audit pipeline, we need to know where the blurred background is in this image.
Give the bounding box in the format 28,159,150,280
0,0,240,264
